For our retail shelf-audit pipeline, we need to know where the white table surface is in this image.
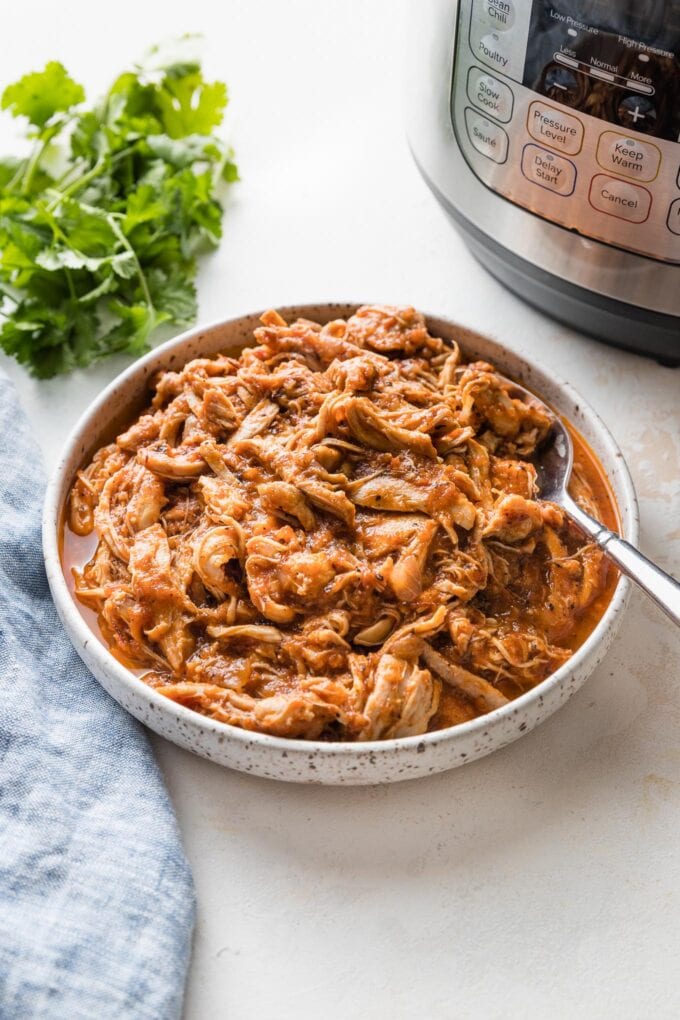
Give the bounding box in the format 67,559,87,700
4,2,680,1017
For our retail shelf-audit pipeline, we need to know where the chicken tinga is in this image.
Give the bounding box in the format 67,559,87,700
65,306,616,740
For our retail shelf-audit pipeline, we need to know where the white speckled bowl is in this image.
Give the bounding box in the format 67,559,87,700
43,305,639,784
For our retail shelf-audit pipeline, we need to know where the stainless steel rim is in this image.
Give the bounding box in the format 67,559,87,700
404,0,680,319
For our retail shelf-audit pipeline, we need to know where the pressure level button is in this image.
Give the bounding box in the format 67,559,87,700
467,66,514,123
527,101,584,155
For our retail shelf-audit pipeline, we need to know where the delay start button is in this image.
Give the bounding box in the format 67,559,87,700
466,66,514,123
596,131,661,183
527,101,584,155
464,107,509,163
521,144,576,196
588,174,652,223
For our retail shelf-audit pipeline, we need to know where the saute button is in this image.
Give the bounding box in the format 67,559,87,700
588,174,652,223
596,131,661,182
521,144,576,196
527,101,584,155
667,199,680,236
473,0,515,31
464,107,509,163
467,66,514,122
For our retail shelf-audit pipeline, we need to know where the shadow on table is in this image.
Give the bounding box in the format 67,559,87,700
155,589,680,881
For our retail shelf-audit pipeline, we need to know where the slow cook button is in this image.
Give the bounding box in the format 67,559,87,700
588,174,652,223
464,107,509,163
596,131,661,182
467,66,514,123
521,144,576,196
667,199,680,236
527,100,584,155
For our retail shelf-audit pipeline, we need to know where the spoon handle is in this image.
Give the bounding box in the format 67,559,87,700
564,496,680,628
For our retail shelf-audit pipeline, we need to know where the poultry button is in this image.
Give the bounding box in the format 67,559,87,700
474,31,513,73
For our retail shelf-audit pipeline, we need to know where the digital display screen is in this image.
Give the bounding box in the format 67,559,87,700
523,0,680,140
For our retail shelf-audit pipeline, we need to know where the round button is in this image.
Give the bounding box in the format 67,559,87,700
542,65,581,107
477,0,515,32
667,198,680,236
477,32,511,70
617,95,657,133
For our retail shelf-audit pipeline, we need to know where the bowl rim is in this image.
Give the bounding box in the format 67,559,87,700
43,304,640,758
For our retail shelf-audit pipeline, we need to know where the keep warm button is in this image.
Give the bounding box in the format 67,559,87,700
521,144,576,196
589,174,652,224
596,131,661,183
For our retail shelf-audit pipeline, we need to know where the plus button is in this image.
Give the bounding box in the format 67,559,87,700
617,94,656,132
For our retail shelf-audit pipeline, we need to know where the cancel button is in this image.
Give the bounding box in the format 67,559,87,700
588,173,652,224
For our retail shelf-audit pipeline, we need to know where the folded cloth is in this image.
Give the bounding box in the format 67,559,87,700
0,374,195,1020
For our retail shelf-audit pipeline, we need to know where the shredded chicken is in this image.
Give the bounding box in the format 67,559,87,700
67,305,613,740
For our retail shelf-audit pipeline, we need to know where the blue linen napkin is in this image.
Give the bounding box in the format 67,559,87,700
0,374,196,1019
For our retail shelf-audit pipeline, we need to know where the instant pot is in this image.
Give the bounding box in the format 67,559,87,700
406,0,680,363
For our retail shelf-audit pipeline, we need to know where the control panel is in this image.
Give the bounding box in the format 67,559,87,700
451,0,680,263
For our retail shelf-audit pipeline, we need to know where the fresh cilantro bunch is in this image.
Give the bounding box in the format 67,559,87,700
0,42,237,377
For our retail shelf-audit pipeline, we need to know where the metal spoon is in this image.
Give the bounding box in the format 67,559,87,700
503,377,680,627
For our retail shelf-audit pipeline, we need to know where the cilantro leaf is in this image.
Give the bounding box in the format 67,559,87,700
147,266,197,324
155,73,227,139
1,62,84,130
0,44,237,377
105,300,170,354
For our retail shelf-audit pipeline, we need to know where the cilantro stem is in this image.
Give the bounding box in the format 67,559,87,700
22,137,50,194
52,157,89,191
5,132,53,193
0,281,20,306
52,146,135,195
19,117,71,195
109,215,154,310
49,156,106,209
